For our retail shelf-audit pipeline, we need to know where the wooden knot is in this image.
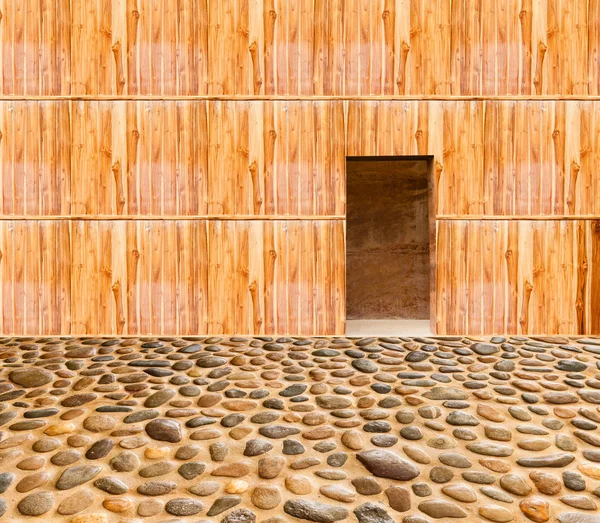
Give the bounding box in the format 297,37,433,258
505,250,513,259
132,10,140,19
132,130,140,139
552,130,560,139
268,10,277,20
269,130,277,139
382,10,390,19
132,249,140,258
519,9,528,20
415,130,423,138
269,250,277,259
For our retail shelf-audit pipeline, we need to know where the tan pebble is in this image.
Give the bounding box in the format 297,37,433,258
233,380,261,388
0,449,23,465
61,409,85,420
441,484,477,503
103,498,132,513
229,427,252,440
291,404,315,413
211,462,250,478
319,485,355,503
119,436,149,449
519,498,550,522
354,390,369,397
480,458,512,473
16,471,50,492
83,415,117,433
517,439,551,451
45,422,75,435
17,456,46,470
144,447,170,459
225,480,248,494
529,471,562,495
357,397,376,408
0,434,33,449
479,504,514,522
427,435,457,449
197,394,222,407
261,371,280,380
190,429,222,440
302,412,326,426
405,396,424,405
201,408,226,417
188,481,221,497
477,404,505,422
57,490,95,515
499,474,533,496
258,456,285,479
349,376,371,386
341,429,364,450
137,499,163,517
554,407,576,418
283,413,301,422
512,380,541,392
169,400,191,408
402,445,431,464
302,426,335,440
69,515,108,523
251,485,282,509
285,475,312,495
578,463,600,479
392,386,416,395
309,383,327,394
222,400,258,411
67,434,91,447
473,390,494,400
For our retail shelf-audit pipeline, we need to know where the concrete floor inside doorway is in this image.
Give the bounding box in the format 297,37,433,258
0,334,599,523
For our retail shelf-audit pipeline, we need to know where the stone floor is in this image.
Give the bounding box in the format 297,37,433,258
1,336,600,523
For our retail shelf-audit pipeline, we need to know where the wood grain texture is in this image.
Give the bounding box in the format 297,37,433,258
4,100,600,218
0,220,71,335
0,219,345,336
66,219,343,335
2,0,598,96
0,0,71,95
0,102,71,216
347,100,600,217
436,219,600,335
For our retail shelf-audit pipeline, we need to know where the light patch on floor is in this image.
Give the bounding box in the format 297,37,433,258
346,319,432,337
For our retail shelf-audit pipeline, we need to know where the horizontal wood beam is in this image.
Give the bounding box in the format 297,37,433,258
0,215,346,221
1,95,600,102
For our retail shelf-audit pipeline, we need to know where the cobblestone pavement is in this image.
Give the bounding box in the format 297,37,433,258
1,335,600,522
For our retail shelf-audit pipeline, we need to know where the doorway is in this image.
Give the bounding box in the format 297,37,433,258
345,156,435,336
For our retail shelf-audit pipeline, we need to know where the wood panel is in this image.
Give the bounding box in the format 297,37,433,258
0,0,70,95
2,0,598,96
0,220,71,335
70,0,208,95
67,219,344,335
436,219,600,335
3,99,600,218
348,100,600,217
0,101,71,215
70,100,344,216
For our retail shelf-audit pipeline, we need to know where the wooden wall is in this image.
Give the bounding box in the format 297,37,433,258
1,1,599,335
2,0,599,95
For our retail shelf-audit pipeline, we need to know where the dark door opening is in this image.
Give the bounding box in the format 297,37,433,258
346,156,434,333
